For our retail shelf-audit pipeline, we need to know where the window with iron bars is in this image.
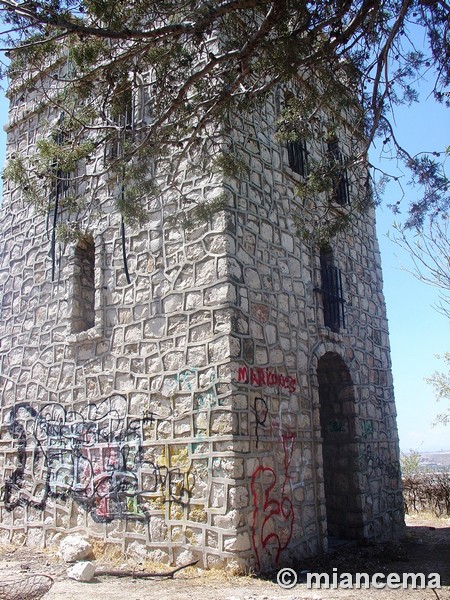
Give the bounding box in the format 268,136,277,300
54,125,74,200
320,247,345,332
327,137,350,206
107,81,134,160
50,118,76,281
287,139,308,177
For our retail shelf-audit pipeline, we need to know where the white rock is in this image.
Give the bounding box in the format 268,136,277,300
60,535,93,563
223,532,251,552
176,549,194,567
67,561,96,582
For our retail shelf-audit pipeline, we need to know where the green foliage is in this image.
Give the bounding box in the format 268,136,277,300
2,156,28,187
36,138,95,172
211,153,249,179
294,210,354,248
188,195,229,224
2,155,44,207
170,194,229,231
426,353,450,426
55,222,85,244
68,38,109,72
115,190,149,228
8,36,59,76
401,449,421,478
0,0,448,236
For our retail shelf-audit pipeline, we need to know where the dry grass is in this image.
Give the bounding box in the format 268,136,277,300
87,538,255,580
405,510,448,522
88,539,125,566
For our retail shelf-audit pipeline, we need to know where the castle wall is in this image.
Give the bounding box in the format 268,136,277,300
0,82,404,572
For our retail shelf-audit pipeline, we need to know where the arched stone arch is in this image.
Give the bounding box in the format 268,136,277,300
315,351,365,541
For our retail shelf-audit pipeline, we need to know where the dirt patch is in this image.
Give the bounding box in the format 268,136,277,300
0,515,448,600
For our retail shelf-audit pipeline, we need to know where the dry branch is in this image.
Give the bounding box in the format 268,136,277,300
94,559,199,579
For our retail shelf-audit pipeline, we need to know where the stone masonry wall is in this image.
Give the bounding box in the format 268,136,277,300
220,93,404,569
0,78,404,572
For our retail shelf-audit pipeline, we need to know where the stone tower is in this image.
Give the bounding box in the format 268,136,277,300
0,65,404,572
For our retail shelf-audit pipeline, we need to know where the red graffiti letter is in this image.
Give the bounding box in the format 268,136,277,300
238,366,248,383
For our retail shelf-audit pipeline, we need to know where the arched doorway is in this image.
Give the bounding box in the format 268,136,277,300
317,352,364,540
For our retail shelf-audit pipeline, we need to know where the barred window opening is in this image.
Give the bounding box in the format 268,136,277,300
54,124,75,201
51,118,76,282
320,247,345,332
108,81,134,160
327,137,350,206
287,139,308,177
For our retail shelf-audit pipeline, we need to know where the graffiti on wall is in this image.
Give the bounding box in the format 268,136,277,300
360,444,401,480
1,395,195,522
253,396,268,448
237,364,299,567
360,419,374,438
250,431,295,569
237,366,297,393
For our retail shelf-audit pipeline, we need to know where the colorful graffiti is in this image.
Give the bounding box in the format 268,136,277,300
2,395,194,521
243,362,299,568
250,432,295,569
179,367,218,411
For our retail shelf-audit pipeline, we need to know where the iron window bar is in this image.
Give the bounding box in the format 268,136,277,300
320,263,346,332
287,139,308,177
108,83,135,160
50,115,74,282
327,138,350,206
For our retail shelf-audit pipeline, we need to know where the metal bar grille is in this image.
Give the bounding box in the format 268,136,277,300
327,139,350,205
321,263,345,332
54,121,74,199
287,139,308,177
108,84,134,159
335,165,350,205
51,117,74,281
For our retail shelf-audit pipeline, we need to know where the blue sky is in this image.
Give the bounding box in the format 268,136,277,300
377,205,449,452
0,71,448,454
373,88,449,452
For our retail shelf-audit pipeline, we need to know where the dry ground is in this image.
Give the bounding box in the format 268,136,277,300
0,514,448,600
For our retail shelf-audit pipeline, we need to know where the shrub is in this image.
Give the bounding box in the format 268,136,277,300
403,472,450,516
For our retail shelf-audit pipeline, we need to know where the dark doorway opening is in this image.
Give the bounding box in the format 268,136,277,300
317,352,364,541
